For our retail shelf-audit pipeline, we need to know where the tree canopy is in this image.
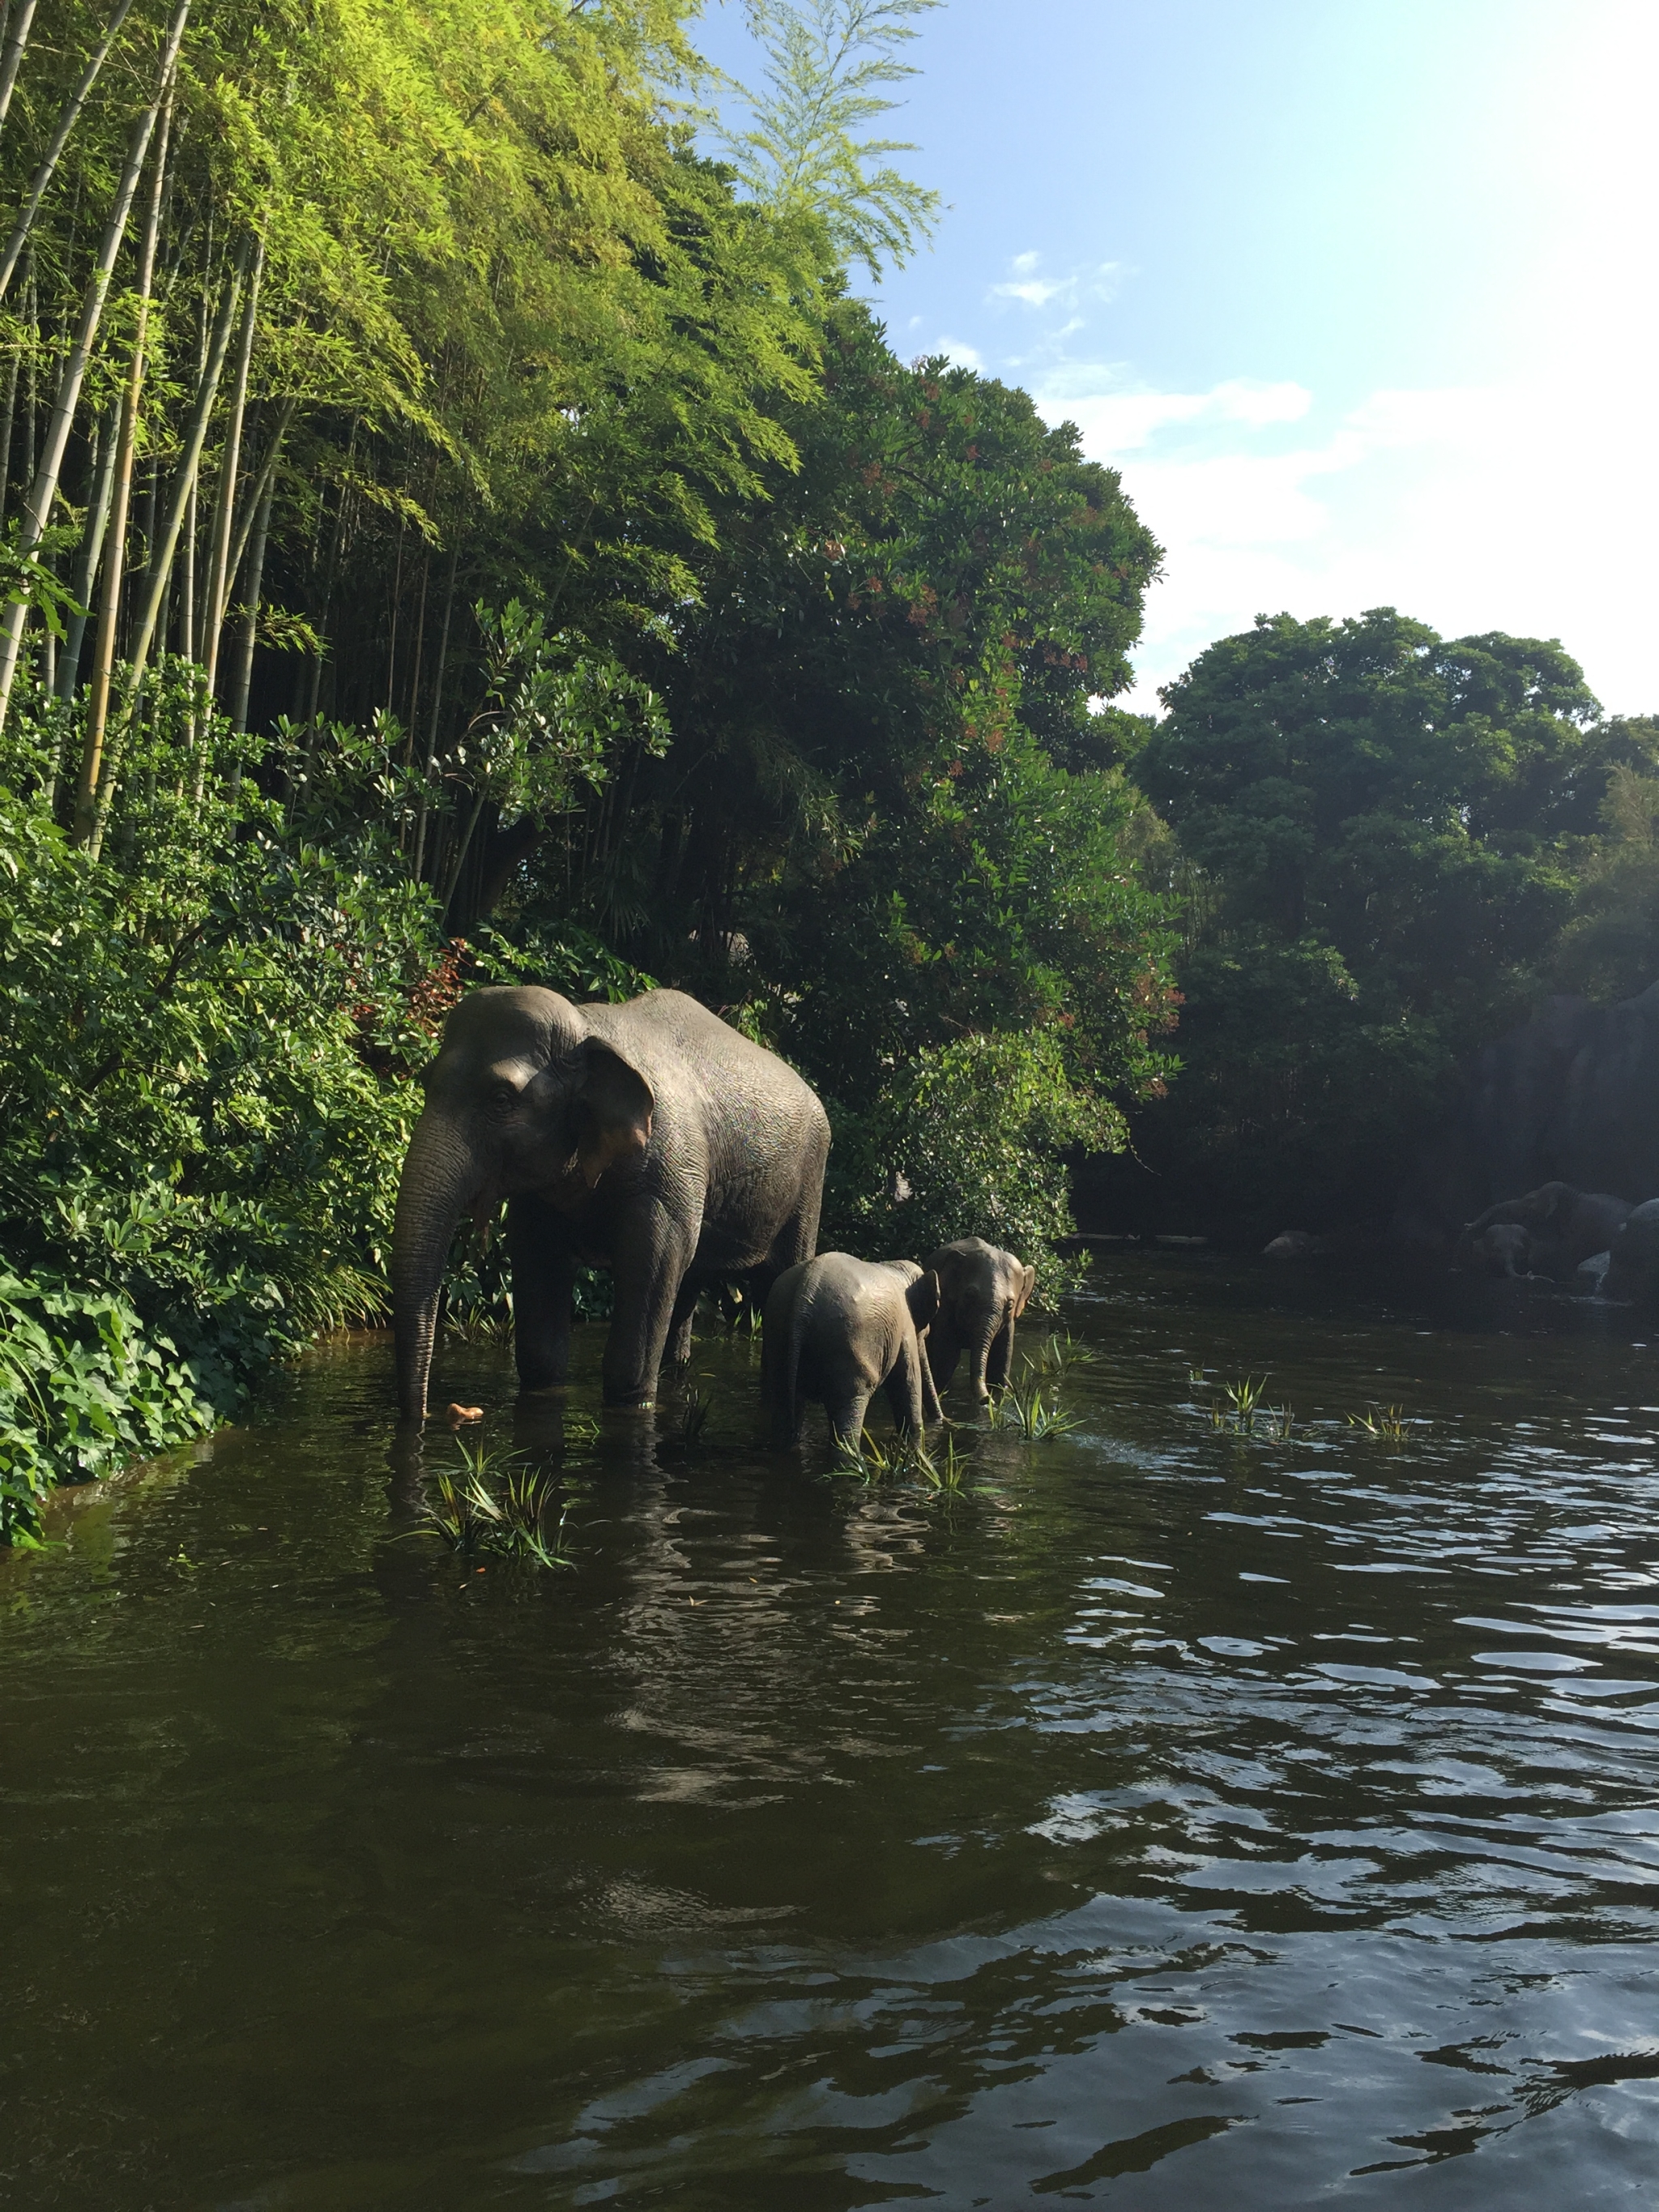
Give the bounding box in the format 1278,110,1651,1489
1124,609,1650,1234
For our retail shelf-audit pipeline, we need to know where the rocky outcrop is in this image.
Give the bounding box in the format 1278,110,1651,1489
1394,982,1659,1248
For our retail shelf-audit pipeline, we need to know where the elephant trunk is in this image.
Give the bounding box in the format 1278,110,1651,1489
965,1302,1009,1402
393,1111,483,1421
985,1298,1018,1393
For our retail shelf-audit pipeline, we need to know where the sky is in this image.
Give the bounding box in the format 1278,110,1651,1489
696,0,1659,713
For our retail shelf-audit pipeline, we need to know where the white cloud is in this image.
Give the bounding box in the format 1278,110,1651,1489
1051,378,1312,454
1038,368,1659,717
987,254,1124,314
932,335,984,372
993,277,1065,307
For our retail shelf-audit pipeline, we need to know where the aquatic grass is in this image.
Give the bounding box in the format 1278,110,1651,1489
830,1425,992,1499
679,1389,712,1446
1224,1374,1268,1424
411,1436,575,1569
996,1378,1081,1440
659,1386,713,1460
1201,1373,1294,1440
1347,1403,1413,1443
1025,1330,1097,1377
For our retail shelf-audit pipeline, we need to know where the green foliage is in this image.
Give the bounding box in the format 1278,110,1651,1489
0,1274,212,1546
716,0,942,275
0,2,1177,1544
0,681,434,1526
411,1437,575,1569
826,1030,1120,1292
1133,609,1613,1233
1545,724,1659,1001
994,1377,1081,1441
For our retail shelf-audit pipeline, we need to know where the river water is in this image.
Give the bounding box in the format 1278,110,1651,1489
4,1253,1659,2209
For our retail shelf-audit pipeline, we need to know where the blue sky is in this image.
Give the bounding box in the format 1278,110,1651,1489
697,0,1659,712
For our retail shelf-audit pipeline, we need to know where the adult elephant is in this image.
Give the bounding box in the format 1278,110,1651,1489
393,986,830,1417
1461,1182,1633,1279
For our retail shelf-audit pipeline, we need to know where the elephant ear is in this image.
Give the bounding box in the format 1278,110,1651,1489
906,1269,941,1333
927,1245,967,1308
1013,1263,1036,1317
574,1038,655,1188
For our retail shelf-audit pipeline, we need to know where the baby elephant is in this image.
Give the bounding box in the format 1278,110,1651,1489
763,1253,942,1448
1458,1222,1543,1278
927,1236,1036,1402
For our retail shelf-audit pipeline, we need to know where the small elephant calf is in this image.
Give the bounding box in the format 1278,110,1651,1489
762,1253,942,1448
927,1236,1036,1402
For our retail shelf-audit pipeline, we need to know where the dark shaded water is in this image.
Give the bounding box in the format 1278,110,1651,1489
5,1254,1659,2209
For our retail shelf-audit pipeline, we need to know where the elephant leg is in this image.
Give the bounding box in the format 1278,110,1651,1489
928,1321,962,1394
508,1194,574,1391
603,1203,699,1407
885,1339,928,1434
667,1274,700,1367
918,1335,943,1424
826,1386,873,1450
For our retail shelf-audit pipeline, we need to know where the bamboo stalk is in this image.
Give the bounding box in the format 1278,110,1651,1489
412,543,458,883
0,0,189,732
202,230,262,696
56,405,117,695
0,339,16,524
225,392,293,584
0,0,38,140
228,465,275,736
122,237,242,685
0,0,139,301
71,82,174,845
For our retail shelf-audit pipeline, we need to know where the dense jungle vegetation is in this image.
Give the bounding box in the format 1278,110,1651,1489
0,0,1653,1540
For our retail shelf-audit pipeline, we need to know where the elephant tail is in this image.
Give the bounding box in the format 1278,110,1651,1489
784,1277,812,1444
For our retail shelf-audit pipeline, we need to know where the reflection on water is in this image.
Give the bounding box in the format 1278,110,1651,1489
3,1253,1659,2208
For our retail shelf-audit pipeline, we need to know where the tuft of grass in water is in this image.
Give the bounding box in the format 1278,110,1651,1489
1203,1374,1293,1439
1026,1330,1097,1377
1224,1374,1268,1423
661,1386,711,1458
996,1377,1081,1440
830,1425,992,1498
1346,1402,1412,1442
412,1437,575,1569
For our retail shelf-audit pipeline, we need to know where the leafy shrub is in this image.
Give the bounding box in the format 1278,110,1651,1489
823,1029,1121,1295
0,1275,212,1546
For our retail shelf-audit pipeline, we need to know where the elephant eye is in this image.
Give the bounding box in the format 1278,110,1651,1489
489,1080,521,1108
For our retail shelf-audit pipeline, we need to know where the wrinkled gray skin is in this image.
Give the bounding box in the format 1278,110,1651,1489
394,986,830,1417
1463,1182,1633,1279
1600,1198,1659,1302
926,1236,1036,1402
762,1254,942,1448
1457,1222,1538,1278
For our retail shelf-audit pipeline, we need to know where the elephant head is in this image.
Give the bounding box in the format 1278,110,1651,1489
926,1236,1036,1401
393,986,654,1420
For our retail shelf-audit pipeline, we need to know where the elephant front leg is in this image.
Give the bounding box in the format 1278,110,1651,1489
603,1204,699,1407
509,1194,574,1392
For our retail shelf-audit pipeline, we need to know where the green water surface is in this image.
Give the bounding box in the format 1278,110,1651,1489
3,1253,1658,2208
